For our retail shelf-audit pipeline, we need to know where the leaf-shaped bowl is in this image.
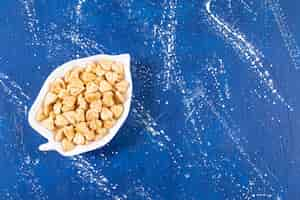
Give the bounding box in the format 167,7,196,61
28,54,132,156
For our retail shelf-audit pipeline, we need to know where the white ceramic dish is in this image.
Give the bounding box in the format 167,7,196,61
28,54,132,157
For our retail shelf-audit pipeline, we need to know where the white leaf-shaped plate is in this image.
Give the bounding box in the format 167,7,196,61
28,54,132,156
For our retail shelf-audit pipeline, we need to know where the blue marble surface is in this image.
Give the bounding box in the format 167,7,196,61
0,0,300,199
